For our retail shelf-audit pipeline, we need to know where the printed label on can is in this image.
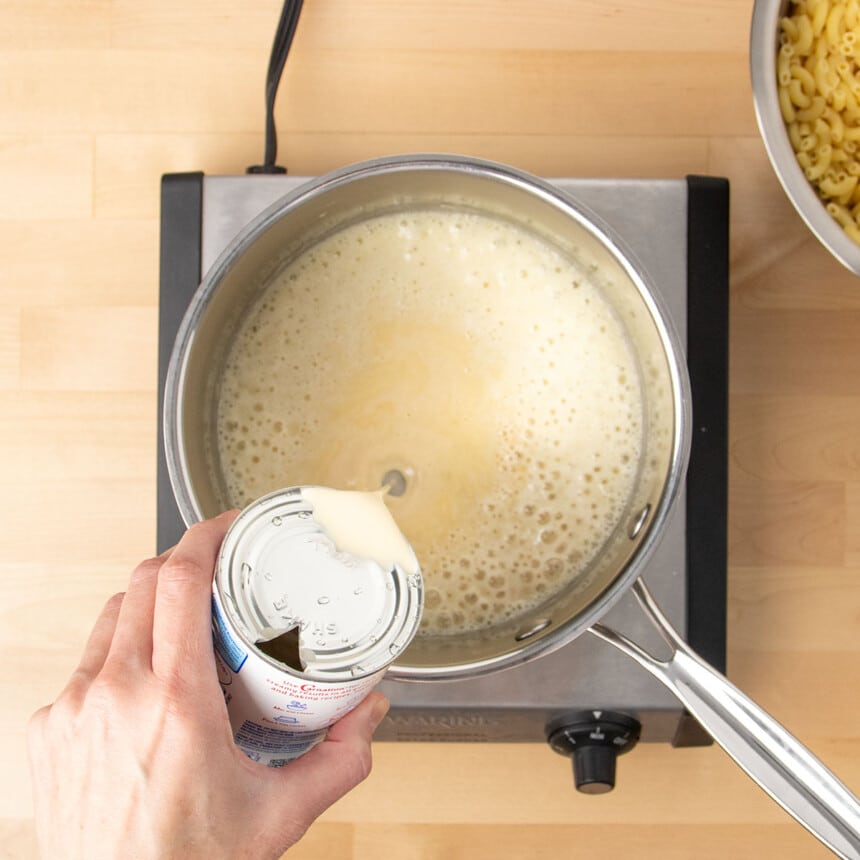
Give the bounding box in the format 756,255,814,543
212,590,385,763
211,596,247,673
211,486,423,766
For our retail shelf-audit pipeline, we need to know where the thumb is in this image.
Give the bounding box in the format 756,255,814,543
272,692,389,823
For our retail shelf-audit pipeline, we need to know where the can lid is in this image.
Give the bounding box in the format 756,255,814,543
216,486,424,681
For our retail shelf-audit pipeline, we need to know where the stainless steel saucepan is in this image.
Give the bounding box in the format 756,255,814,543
164,154,860,858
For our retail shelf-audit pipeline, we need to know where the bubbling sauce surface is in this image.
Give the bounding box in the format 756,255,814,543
214,208,644,636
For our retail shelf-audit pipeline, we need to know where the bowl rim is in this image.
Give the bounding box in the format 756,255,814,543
750,0,860,275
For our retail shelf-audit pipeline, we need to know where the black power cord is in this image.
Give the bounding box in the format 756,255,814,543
247,0,305,174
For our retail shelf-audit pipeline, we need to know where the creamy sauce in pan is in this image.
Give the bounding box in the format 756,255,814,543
214,208,644,636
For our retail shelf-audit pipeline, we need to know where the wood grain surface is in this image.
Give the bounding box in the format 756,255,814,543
3,1,860,858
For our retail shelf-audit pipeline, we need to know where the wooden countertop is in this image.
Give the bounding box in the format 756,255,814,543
4,1,860,858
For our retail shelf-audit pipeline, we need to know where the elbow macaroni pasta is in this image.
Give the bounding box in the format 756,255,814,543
779,0,860,241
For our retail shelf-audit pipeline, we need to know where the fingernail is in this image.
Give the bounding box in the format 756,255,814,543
368,693,390,731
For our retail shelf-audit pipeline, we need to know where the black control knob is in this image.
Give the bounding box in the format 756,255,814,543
546,710,641,794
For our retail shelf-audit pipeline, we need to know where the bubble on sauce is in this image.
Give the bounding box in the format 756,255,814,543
212,209,645,637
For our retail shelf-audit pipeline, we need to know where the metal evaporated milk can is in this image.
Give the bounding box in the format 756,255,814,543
211,485,424,766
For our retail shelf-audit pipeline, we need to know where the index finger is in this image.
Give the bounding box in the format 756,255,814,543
151,510,239,682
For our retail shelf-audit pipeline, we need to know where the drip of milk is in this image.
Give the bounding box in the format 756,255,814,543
302,486,420,576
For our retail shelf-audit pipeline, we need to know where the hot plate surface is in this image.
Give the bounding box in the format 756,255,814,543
157,173,728,745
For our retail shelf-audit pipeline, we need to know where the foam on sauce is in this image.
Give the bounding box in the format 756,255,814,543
213,208,644,636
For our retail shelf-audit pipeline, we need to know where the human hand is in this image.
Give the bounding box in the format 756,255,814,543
27,512,389,860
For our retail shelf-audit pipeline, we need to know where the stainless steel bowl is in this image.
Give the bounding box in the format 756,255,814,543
751,0,860,275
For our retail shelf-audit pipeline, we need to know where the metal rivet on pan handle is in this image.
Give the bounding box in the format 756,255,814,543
515,618,552,641
627,504,651,540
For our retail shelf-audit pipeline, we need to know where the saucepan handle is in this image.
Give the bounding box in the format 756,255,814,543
589,578,860,860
